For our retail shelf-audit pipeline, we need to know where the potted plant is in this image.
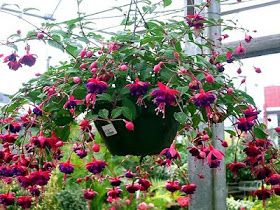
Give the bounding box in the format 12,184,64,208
0,0,279,209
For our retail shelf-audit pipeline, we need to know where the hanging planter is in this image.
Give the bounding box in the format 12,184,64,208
94,102,179,156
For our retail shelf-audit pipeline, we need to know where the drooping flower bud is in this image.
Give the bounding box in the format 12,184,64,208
124,120,134,131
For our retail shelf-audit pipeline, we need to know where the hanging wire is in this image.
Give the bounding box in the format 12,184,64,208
50,0,63,18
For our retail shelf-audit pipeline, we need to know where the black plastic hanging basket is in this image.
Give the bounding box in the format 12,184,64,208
94,103,179,156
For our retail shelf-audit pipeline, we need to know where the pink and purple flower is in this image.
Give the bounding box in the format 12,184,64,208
151,82,179,118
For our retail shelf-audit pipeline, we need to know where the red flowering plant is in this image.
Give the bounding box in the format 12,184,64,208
0,0,279,209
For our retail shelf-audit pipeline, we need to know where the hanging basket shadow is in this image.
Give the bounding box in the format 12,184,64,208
94,103,179,156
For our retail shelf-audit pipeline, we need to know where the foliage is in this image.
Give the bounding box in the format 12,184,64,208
227,196,255,210
252,195,280,210
56,187,87,210
32,170,61,210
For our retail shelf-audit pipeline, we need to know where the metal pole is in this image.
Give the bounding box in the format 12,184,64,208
185,0,226,209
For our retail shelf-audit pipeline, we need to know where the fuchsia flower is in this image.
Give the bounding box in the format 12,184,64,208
254,187,272,200
216,63,225,72
30,132,49,149
86,78,108,108
273,185,280,196
28,170,50,186
0,192,15,206
188,79,201,90
151,82,179,118
92,143,100,152
59,161,74,174
80,119,92,131
207,145,224,168
126,183,141,193
109,177,122,186
64,95,83,114
75,148,88,159
124,120,134,131
181,183,197,194
191,89,216,107
43,85,57,98
8,121,21,133
205,73,215,83
177,196,190,208
153,61,163,74
254,166,272,180
3,53,22,70
274,127,280,132
185,14,206,29
86,78,108,94
120,64,128,71
226,51,234,63
19,53,36,67
33,103,44,116
137,202,152,210
165,180,181,192
235,43,246,55
17,176,31,188
17,196,33,209
124,170,135,178
107,187,122,203
83,189,97,200
0,133,18,143
244,142,261,157
80,48,87,58
108,42,120,53
138,178,152,191
11,165,28,176
160,143,181,165
86,159,106,174
243,105,259,119
254,66,261,73
126,78,150,105
227,161,246,178
237,117,255,132
245,34,252,43
267,174,280,185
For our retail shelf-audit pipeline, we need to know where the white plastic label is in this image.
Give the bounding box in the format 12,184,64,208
101,123,117,137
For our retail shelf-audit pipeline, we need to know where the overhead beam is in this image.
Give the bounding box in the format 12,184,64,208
224,34,280,58
0,6,55,20
222,0,280,15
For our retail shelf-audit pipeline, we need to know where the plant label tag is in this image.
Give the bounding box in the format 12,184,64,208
102,124,117,137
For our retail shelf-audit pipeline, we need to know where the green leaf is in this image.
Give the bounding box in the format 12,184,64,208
253,126,268,139
98,109,109,119
97,93,113,102
47,40,64,52
55,125,70,141
4,98,27,113
225,129,236,137
192,114,201,128
65,44,78,57
236,90,256,106
177,86,189,95
174,112,188,124
122,98,136,120
111,107,123,119
163,0,172,7
121,107,133,120
52,110,73,126
175,41,182,52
